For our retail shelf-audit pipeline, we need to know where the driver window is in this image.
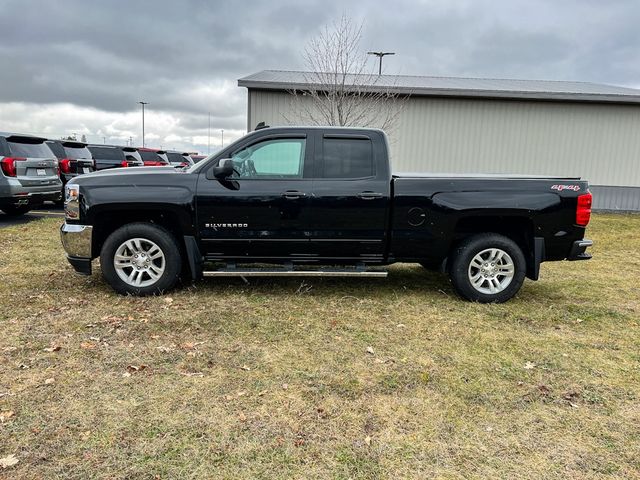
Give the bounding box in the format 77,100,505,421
231,138,305,179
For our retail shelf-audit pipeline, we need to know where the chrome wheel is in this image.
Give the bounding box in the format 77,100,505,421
113,237,166,287
468,248,514,294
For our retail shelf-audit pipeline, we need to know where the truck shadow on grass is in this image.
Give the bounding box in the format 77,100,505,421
84,261,557,305
190,264,455,297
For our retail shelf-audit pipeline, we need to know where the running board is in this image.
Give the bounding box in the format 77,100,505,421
203,269,388,278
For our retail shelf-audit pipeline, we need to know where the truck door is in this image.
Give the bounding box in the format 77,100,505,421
310,131,390,261
195,134,314,260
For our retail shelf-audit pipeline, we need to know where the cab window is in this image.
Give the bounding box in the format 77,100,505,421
322,137,374,178
231,138,306,179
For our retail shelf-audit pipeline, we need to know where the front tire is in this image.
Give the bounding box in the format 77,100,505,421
449,233,526,303
100,223,182,296
1,205,31,216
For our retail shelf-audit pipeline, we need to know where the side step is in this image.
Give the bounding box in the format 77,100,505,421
203,268,388,278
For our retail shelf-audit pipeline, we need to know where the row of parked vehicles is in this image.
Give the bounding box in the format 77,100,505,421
0,131,205,216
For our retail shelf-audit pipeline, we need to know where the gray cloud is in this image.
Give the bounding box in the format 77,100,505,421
1,0,639,151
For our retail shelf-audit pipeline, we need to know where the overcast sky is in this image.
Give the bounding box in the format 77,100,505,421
1,0,639,153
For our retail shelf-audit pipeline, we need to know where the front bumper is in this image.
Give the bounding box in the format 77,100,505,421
60,223,93,275
568,239,593,261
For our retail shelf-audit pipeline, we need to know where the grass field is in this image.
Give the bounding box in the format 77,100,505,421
1,213,639,479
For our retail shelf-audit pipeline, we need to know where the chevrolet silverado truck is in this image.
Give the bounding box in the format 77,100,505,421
60,126,593,303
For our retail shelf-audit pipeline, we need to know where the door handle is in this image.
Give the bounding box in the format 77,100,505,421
282,190,306,200
356,191,383,200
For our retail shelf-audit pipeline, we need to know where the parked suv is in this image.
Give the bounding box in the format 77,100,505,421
46,140,95,203
138,148,170,166
88,145,140,170
166,150,194,168
0,133,62,216
118,146,144,167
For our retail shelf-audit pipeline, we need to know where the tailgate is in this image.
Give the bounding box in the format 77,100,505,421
7,136,60,187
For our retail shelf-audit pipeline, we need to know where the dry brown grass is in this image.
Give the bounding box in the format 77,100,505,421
1,213,639,479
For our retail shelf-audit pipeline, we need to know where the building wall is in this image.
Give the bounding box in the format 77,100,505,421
248,89,640,210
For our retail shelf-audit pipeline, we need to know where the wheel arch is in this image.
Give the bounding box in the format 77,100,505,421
90,207,200,280
450,215,539,280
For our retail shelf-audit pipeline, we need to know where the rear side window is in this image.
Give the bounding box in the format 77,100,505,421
8,140,53,158
46,141,66,159
322,137,374,179
63,146,91,159
88,146,125,160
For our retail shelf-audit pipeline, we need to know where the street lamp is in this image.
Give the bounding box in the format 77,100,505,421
138,101,148,147
367,51,395,75
221,129,224,148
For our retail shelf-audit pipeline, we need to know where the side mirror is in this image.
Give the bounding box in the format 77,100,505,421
212,158,235,179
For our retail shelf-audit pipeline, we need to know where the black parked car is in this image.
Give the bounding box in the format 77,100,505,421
46,140,95,203
87,145,141,170
119,146,144,166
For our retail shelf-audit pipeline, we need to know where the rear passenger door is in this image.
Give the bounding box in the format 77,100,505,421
310,131,390,261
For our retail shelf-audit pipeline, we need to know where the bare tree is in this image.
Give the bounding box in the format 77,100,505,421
286,15,406,132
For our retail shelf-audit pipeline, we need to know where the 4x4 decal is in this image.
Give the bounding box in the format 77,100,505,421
551,184,581,192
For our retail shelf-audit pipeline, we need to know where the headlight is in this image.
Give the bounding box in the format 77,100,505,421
65,184,80,219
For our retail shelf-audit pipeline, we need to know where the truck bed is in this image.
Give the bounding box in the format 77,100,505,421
393,172,581,180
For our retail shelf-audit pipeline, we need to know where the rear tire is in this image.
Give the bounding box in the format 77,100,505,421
100,223,182,296
1,205,31,216
449,233,526,303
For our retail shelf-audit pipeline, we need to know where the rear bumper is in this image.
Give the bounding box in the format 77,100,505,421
568,239,593,261
60,223,93,274
0,189,61,207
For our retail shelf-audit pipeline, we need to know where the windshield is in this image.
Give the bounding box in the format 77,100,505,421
167,152,187,164
46,141,66,159
122,149,142,162
186,154,213,173
140,150,162,162
63,146,92,159
88,146,125,160
8,140,54,158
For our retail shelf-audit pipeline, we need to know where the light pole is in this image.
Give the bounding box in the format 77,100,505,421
138,101,148,147
208,112,211,155
221,129,224,148
367,51,395,75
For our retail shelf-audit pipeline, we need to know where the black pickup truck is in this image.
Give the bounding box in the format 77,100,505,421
60,126,592,303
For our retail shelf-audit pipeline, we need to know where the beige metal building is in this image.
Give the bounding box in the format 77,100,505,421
239,70,640,211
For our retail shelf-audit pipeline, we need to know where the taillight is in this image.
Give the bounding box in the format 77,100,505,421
0,157,26,177
576,192,592,226
143,160,164,166
59,158,72,174
121,160,129,168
